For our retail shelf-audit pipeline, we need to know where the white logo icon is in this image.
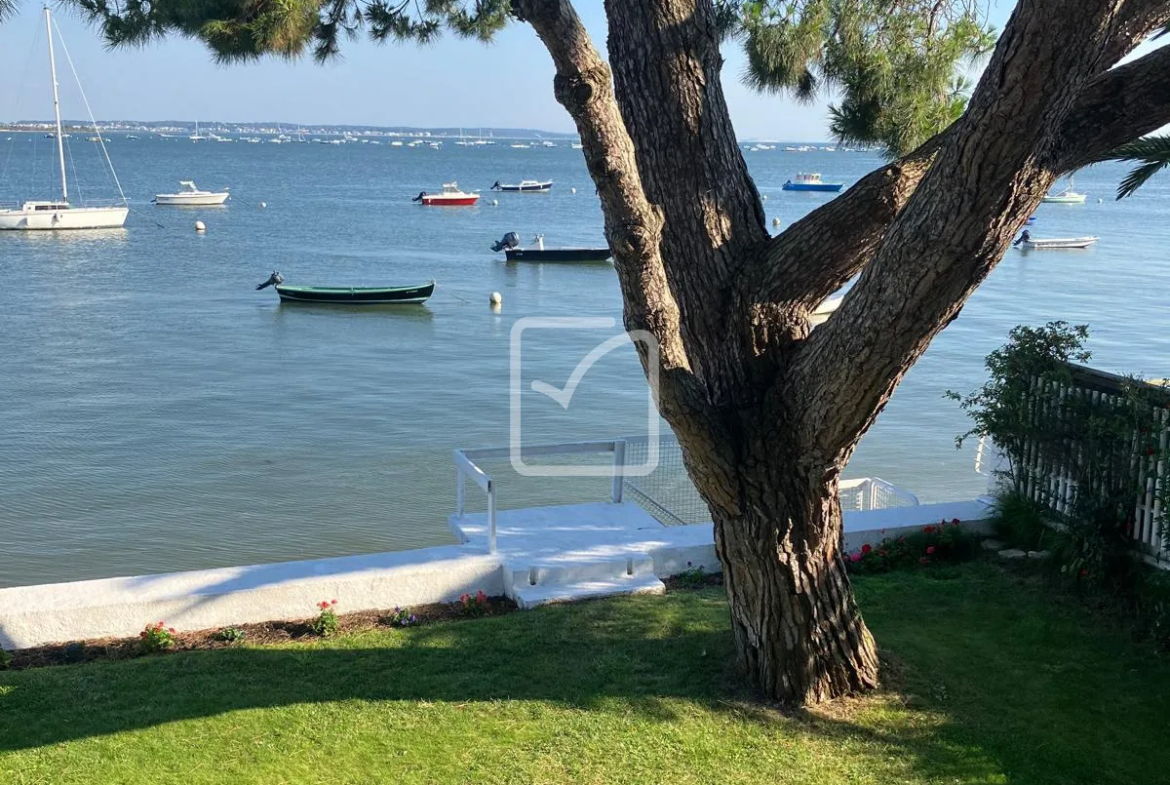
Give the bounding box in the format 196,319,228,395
510,316,660,476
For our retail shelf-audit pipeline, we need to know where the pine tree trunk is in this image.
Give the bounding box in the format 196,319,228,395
704,449,878,703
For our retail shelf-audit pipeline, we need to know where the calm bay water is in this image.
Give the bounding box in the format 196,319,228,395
1,135,1167,587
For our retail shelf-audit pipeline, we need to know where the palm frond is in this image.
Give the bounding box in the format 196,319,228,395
1099,135,1170,199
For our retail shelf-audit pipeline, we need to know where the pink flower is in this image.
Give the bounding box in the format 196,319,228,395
168,628,176,634
331,599,338,605
926,546,936,555
849,553,862,563
919,556,931,565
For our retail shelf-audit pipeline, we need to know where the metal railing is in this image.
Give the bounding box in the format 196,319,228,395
453,440,628,553
453,435,921,548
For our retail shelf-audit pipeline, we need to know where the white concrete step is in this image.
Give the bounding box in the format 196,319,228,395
511,573,666,609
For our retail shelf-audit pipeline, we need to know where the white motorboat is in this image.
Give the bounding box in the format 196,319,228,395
0,9,128,231
412,182,480,206
1042,176,1087,204
153,181,230,206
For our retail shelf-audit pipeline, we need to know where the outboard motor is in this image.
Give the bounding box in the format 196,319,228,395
411,191,427,203
491,181,502,191
1012,229,1031,247
255,271,284,290
491,231,521,253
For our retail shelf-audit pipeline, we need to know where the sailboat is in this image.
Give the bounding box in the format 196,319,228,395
0,8,128,231
189,120,206,142
1042,175,1087,204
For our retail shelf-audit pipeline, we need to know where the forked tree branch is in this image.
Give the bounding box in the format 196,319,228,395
783,0,1166,465
746,131,949,312
1055,42,1170,171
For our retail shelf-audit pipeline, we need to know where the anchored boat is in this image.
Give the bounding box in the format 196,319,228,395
491,179,553,192
1042,176,1087,204
0,8,128,231
781,172,843,193
153,181,230,206
491,232,611,263
255,273,436,304
1012,231,1099,250
412,182,479,206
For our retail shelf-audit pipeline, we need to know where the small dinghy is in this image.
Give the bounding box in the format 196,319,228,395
1012,230,1098,250
491,232,611,263
255,272,435,304
491,179,553,192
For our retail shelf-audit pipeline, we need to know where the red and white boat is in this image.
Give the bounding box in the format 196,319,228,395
412,182,480,206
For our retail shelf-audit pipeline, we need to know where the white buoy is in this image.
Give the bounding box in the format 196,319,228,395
1098,198,1103,203
259,201,266,208
194,220,206,232
489,292,502,306
491,199,499,206
772,217,780,227
762,194,768,201
570,187,577,194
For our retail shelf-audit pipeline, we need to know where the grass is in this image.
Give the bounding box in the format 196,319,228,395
2,562,1169,784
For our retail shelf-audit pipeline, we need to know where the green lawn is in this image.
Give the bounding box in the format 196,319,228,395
2,562,1168,784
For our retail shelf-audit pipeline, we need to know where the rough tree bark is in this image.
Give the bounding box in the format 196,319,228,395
513,0,1170,704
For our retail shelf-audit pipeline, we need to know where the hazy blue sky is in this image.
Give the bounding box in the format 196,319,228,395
0,1,1073,140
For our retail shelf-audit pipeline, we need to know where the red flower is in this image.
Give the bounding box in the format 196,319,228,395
923,525,935,534
331,599,338,605
919,556,931,565
926,546,936,555
951,518,961,526
168,628,176,634
139,631,147,638
861,544,872,554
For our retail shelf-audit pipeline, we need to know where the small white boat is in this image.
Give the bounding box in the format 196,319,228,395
1016,236,1099,250
153,181,230,206
491,179,553,193
1042,176,1087,204
0,9,128,231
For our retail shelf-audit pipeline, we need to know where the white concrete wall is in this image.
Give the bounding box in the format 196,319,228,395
0,498,992,650
0,546,503,650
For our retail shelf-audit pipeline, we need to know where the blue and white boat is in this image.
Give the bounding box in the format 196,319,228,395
781,172,843,192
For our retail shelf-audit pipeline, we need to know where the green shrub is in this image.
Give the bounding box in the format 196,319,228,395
846,519,979,574
311,600,340,637
989,492,1050,551
138,622,176,654
0,648,12,670
216,626,247,643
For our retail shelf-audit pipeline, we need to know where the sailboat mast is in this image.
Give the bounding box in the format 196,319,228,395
45,8,68,202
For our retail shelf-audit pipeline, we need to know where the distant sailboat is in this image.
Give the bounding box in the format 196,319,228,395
189,120,206,142
0,8,128,231
1042,175,1087,204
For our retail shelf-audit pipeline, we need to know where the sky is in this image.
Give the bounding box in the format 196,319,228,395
0,1,1057,141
